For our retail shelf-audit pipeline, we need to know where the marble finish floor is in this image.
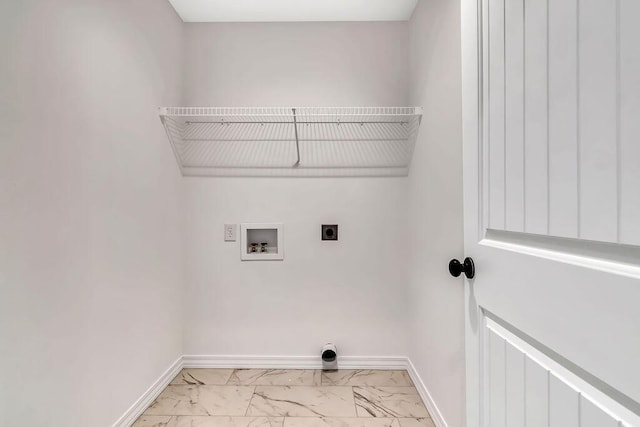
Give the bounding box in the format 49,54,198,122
134,369,435,427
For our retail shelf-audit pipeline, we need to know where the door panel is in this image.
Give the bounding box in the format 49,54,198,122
549,374,579,427
480,0,640,245
462,0,640,426
488,0,506,230
578,0,618,242
522,0,549,236
548,0,579,238
476,247,640,411
504,0,525,233
486,318,636,426
505,342,525,427
489,331,507,427
524,356,548,427
620,0,640,246
581,398,620,427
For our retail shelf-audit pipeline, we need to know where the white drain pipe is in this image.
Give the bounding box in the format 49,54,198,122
321,343,338,371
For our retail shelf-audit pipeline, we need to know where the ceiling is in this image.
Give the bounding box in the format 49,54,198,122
167,0,419,23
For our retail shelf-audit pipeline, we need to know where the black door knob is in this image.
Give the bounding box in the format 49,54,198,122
449,257,475,279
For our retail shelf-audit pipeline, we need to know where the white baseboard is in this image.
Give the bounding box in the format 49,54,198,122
406,359,448,427
113,355,448,427
111,356,183,427
182,355,408,370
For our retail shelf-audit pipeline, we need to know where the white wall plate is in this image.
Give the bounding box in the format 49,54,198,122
240,223,284,261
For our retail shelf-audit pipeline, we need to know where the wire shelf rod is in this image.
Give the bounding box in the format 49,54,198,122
181,138,409,142
185,121,409,125
177,164,408,170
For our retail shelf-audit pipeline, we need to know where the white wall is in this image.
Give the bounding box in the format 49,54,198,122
0,1,185,425
181,22,411,357
0,5,466,425
408,1,465,427
183,22,409,107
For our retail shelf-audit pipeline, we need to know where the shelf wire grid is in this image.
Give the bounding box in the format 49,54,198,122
159,107,422,177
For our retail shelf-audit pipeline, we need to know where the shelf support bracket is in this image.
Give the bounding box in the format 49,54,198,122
292,108,301,167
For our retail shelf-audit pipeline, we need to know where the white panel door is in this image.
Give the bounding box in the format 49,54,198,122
462,0,640,426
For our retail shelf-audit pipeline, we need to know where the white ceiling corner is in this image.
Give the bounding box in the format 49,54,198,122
167,0,419,23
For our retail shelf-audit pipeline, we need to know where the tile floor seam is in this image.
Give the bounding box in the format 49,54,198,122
351,386,359,418
244,385,257,416
225,370,231,385
226,369,237,385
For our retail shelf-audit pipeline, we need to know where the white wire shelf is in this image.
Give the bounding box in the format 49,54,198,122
159,107,423,177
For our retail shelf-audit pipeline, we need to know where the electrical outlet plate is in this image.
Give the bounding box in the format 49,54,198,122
322,224,338,241
224,224,237,241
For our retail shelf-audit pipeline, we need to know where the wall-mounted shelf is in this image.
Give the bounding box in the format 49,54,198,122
159,107,422,177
